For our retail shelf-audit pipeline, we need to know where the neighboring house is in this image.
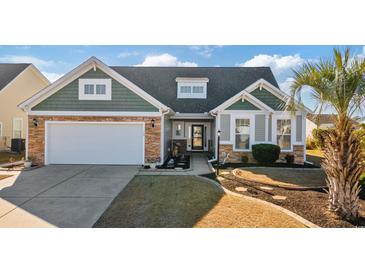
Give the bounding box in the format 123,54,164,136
0,64,49,151
306,114,336,139
19,57,309,166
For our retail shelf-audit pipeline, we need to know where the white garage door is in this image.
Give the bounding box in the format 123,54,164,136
45,122,144,165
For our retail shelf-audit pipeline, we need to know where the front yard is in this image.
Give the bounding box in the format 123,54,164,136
94,175,306,228
213,168,365,228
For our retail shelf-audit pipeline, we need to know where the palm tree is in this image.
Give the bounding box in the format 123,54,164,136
290,48,365,222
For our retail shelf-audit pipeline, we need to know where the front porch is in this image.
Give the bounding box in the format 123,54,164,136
169,114,215,155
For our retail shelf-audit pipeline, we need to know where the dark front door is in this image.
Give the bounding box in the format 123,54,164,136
192,125,204,150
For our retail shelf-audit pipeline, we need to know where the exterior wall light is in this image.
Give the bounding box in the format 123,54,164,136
32,118,39,127
151,119,156,128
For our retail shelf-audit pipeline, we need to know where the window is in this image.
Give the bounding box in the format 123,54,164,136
180,86,192,94
176,78,209,99
13,118,23,138
192,86,204,94
78,79,111,100
84,84,94,94
235,119,250,150
277,119,291,150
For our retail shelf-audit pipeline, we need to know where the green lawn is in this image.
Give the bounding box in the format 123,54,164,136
0,151,25,164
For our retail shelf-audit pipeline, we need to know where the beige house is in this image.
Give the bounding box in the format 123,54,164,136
0,64,49,151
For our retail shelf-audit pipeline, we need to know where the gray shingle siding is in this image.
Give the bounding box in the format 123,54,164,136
220,114,231,141
255,114,266,142
250,88,286,111
296,115,303,142
32,68,158,112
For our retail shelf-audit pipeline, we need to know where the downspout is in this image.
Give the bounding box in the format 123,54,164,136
160,108,171,165
209,110,218,162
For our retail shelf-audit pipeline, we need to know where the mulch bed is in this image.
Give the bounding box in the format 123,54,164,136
202,172,365,228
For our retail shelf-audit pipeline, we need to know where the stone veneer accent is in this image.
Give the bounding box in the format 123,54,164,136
219,144,305,164
28,115,161,165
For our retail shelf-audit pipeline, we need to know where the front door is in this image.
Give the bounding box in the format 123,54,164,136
191,125,204,150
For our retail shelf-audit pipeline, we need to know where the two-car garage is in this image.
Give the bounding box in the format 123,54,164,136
45,122,145,165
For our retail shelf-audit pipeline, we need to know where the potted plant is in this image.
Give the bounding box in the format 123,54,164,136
24,156,34,168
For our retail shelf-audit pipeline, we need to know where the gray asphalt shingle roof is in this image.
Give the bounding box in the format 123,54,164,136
0,63,30,91
111,66,279,113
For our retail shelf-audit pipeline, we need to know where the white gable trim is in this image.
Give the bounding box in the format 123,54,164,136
210,78,311,114
19,57,171,113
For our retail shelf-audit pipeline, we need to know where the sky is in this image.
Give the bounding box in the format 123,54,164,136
1,45,364,112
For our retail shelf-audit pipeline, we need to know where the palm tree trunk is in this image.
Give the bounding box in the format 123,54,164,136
322,114,363,222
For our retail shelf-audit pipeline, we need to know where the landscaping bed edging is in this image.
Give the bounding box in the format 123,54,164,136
197,175,320,228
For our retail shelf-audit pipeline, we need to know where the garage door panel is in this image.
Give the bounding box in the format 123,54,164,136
46,123,144,165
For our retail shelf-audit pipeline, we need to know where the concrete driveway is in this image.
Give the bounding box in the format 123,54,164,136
0,165,138,227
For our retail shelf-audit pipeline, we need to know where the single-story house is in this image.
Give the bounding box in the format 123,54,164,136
0,64,49,151
19,57,309,166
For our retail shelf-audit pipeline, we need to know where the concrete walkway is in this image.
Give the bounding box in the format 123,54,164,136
138,153,213,176
0,165,138,227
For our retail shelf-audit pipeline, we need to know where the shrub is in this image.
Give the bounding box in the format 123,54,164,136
306,138,316,149
285,154,295,164
252,144,281,164
312,128,335,149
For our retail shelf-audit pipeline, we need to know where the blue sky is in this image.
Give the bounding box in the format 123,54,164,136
1,45,364,111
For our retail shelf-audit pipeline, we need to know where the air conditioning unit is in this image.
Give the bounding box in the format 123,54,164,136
11,138,25,153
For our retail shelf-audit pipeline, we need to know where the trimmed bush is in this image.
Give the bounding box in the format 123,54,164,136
252,143,281,164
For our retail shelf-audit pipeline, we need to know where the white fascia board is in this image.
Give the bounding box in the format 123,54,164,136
27,111,162,117
19,57,171,113
176,77,209,83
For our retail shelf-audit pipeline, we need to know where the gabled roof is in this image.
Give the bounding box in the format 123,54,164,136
210,78,312,114
20,57,170,112
111,66,279,113
0,63,30,91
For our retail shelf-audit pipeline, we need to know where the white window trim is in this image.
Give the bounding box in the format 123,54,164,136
272,113,295,152
12,117,23,139
177,82,207,99
0,122,3,136
78,78,112,100
231,114,255,152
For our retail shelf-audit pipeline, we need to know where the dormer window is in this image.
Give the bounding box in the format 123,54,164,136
79,79,112,100
176,77,208,99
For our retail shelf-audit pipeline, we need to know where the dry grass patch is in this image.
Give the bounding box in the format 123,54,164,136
94,175,305,228
0,175,12,181
234,167,326,189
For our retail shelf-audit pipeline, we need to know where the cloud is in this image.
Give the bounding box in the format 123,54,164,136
42,72,64,83
279,77,295,94
118,51,140,58
136,53,197,67
0,55,55,69
189,45,223,58
238,54,305,76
